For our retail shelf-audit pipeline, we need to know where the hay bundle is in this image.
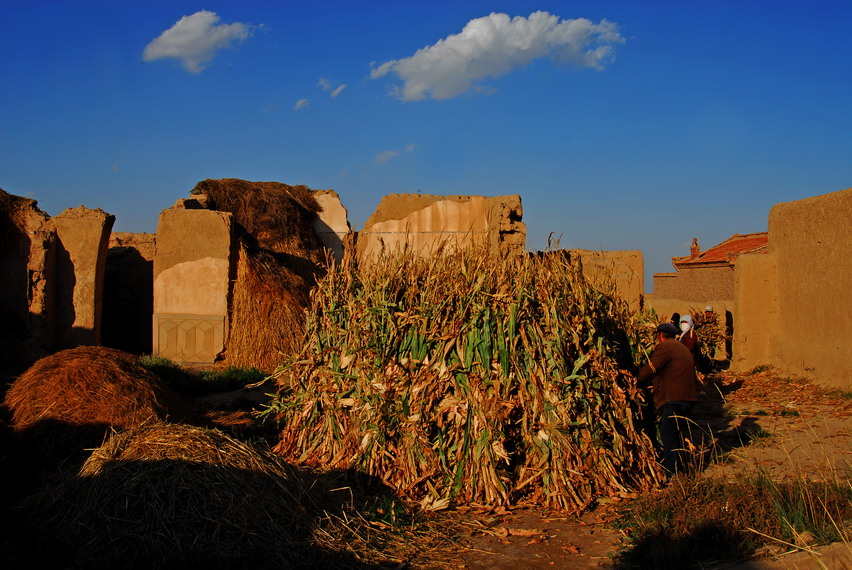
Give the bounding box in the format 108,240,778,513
22,422,329,568
191,178,328,370
4,346,195,430
264,248,661,513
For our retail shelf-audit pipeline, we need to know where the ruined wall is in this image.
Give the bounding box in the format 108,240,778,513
0,191,56,358
732,188,852,387
53,207,115,348
357,194,525,261
103,232,155,354
153,208,234,364
567,249,644,312
313,190,351,263
651,265,735,303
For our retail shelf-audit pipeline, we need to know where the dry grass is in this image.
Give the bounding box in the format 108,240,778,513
20,421,455,569
264,247,662,512
616,471,852,568
4,346,195,430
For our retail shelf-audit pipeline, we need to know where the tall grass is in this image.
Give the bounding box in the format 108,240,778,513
616,470,852,567
261,248,662,511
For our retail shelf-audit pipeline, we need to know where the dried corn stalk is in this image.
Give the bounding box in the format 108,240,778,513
263,248,662,512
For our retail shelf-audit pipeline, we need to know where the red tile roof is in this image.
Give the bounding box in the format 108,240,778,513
673,232,768,267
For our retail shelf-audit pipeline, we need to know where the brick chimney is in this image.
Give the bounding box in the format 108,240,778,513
689,237,700,259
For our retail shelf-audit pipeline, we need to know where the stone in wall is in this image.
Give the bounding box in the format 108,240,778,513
313,189,351,263
357,193,526,261
567,249,644,312
103,232,156,354
53,206,115,348
153,208,234,364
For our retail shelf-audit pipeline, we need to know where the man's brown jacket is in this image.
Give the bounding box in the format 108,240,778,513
638,339,699,410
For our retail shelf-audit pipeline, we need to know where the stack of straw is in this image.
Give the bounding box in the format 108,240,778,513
190,178,328,371
265,248,662,512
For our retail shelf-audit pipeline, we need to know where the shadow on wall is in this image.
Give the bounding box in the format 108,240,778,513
102,247,153,354
54,239,76,348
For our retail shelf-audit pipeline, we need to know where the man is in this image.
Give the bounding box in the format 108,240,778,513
638,322,700,477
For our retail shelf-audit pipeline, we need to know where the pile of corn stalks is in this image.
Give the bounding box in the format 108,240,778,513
263,249,662,512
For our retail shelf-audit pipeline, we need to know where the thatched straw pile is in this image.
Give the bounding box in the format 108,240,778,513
191,178,328,370
264,248,661,513
4,346,195,430
21,422,332,568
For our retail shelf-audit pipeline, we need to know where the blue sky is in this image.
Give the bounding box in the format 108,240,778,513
2,1,850,290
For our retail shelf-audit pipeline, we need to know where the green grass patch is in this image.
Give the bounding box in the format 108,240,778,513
139,355,266,395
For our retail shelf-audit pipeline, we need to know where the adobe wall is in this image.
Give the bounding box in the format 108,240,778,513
651,265,734,303
0,191,57,357
313,190,351,263
732,188,852,387
53,206,115,348
357,194,526,261
103,232,156,354
567,249,644,312
153,208,234,364
731,252,777,369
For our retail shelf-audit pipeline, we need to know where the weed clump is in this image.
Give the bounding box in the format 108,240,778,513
616,472,852,567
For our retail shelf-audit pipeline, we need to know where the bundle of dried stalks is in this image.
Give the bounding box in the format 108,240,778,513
4,346,195,430
264,247,662,513
226,246,315,370
190,178,328,370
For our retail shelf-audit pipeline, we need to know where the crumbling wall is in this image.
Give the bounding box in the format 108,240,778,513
567,249,644,312
53,207,115,348
313,190,351,263
103,233,156,354
0,190,56,360
153,208,234,365
732,188,852,387
357,194,525,261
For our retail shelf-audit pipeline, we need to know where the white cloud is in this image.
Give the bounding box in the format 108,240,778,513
371,11,624,101
405,144,416,152
294,98,310,110
375,150,400,164
143,10,252,73
330,84,347,98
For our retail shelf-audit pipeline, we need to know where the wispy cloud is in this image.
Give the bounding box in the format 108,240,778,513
371,11,624,101
375,150,400,164
319,77,347,98
294,98,310,110
375,144,416,164
143,10,252,73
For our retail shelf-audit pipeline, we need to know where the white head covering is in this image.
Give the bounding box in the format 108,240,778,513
704,305,714,312
680,315,694,331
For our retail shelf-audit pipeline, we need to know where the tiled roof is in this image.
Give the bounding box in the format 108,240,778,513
673,232,768,267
